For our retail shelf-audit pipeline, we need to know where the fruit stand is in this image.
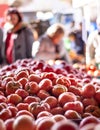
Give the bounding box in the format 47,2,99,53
0,59,100,130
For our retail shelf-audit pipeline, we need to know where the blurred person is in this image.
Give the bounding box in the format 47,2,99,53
70,21,75,29
75,22,82,39
66,20,76,36
69,20,76,32
68,31,85,63
32,23,71,63
2,8,34,64
0,28,3,64
86,17,100,66
75,22,89,43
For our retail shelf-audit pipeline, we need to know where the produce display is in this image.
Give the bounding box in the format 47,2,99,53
0,59,100,130
73,63,100,78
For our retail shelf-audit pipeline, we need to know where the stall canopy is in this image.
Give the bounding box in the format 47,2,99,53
72,0,95,8
18,0,73,13
0,0,32,7
0,0,15,5
0,0,73,12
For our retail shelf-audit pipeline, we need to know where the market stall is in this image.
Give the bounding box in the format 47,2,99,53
0,0,100,130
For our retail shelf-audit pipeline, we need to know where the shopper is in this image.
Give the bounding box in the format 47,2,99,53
86,17,100,66
68,31,85,63
3,8,34,64
75,22,83,40
69,20,76,32
32,23,71,63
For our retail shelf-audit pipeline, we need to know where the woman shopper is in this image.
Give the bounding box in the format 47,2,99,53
3,8,34,64
32,23,71,63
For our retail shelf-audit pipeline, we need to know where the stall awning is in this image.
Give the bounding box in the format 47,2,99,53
72,0,94,8
18,0,73,13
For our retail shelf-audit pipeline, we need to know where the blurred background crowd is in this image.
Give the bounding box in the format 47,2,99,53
0,0,100,67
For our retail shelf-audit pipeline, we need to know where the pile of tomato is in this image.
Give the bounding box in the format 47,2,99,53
0,59,100,130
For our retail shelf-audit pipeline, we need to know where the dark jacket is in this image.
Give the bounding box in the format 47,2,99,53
3,24,34,64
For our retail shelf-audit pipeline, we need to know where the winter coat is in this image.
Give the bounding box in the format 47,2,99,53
3,23,34,64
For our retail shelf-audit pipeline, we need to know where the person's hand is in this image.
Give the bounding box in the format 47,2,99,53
76,55,84,61
69,50,85,62
69,50,77,59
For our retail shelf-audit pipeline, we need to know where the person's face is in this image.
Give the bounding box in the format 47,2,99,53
7,14,19,26
52,34,64,44
69,36,75,42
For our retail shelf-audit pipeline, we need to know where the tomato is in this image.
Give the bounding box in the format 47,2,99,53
13,115,35,130
28,102,50,117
